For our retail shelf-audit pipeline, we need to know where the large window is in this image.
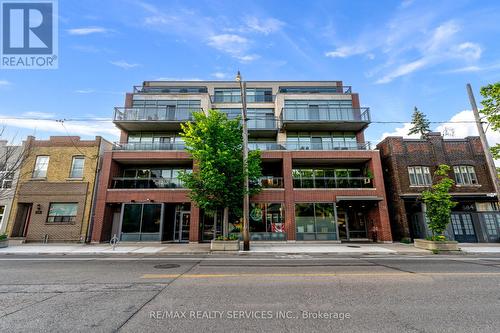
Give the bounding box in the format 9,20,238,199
213,88,273,103
454,165,478,185
32,156,49,178
292,168,369,188
286,132,359,150
284,100,354,121
219,108,276,129
249,203,285,240
0,171,13,188
408,166,432,186
47,203,78,223
114,167,191,189
69,156,85,178
295,203,337,240
121,203,162,241
279,86,341,94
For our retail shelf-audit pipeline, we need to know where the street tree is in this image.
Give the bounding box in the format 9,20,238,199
178,110,262,238
480,82,500,159
408,107,431,139
422,165,457,240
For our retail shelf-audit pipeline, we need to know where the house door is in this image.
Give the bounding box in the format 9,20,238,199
482,213,500,242
451,213,477,243
11,203,32,237
337,210,348,240
174,211,190,242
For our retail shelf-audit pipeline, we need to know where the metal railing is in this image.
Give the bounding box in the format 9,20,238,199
248,141,371,151
293,177,372,189
112,142,186,151
278,86,352,94
281,107,370,122
211,95,275,103
259,176,284,188
112,177,184,189
114,107,202,121
133,86,208,94
222,113,280,130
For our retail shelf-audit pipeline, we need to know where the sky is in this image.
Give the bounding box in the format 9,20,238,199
0,0,499,152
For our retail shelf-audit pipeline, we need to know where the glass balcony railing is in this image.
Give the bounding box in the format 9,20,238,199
112,142,186,151
114,107,202,122
112,177,184,189
211,95,275,103
248,142,371,151
293,177,372,189
282,107,370,122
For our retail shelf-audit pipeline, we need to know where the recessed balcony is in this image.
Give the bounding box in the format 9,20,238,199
280,107,370,131
113,107,202,131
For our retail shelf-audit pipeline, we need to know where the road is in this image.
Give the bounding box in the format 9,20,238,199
1,253,500,332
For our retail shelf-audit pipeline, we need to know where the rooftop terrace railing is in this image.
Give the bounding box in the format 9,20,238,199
113,107,202,122
281,107,370,122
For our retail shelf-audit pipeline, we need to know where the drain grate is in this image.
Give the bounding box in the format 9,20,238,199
154,264,180,269
347,245,361,248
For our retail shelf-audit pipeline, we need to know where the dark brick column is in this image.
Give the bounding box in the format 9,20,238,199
283,152,295,240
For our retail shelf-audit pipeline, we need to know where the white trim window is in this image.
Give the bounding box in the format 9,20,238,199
408,166,432,186
33,156,49,178
69,156,85,178
454,165,478,185
0,171,13,189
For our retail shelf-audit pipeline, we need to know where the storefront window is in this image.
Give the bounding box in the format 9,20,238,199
295,203,337,240
249,203,285,240
121,203,162,241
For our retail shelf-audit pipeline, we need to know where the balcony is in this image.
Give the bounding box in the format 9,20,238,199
293,177,372,189
258,176,284,188
112,177,184,189
248,142,371,151
113,107,202,131
112,142,185,151
211,95,275,103
133,86,208,94
281,107,370,131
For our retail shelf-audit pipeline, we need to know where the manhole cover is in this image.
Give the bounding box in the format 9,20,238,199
347,245,361,248
154,264,180,269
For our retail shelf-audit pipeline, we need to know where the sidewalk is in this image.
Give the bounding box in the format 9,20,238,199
0,241,433,255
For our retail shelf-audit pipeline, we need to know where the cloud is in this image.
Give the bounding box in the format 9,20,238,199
67,27,110,35
325,45,368,58
243,16,284,35
211,72,227,79
74,89,95,94
453,42,482,61
0,116,120,140
443,62,500,74
22,111,56,119
376,58,428,84
207,34,258,62
109,60,141,69
0,80,11,86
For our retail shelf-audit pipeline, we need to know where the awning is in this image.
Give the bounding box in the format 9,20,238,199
336,196,384,203
400,193,498,200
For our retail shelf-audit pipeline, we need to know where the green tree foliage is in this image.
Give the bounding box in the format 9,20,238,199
178,110,262,236
480,82,500,159
422,165,457,239
408,107,431,139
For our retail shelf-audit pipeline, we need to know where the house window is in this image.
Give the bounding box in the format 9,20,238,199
454,166,478,185
69,156,85,178
0,171,13,189
32,156,49,178
47,203,78,223
0,206,5,226
408,166,432,186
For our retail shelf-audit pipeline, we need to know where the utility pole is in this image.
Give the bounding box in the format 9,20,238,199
236,71,250,251
466,83,500,201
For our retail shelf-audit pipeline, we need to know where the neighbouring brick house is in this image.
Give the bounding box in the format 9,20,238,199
377,133,500,243
91,80,392,244
7,136,111,243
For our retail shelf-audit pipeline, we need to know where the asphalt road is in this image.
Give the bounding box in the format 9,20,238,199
1,253,500,332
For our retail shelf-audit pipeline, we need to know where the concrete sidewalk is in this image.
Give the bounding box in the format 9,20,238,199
3,241,500,255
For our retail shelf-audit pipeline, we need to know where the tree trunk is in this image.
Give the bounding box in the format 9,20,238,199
223,207,229,238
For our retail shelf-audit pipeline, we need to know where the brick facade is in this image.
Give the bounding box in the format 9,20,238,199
7,136,111,242
377,133,499,241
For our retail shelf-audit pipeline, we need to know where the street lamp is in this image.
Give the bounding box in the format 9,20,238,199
236,71,250,251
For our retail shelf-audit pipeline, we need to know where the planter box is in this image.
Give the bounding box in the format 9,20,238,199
0,239,8,248
414,239,459,251
211,240,240,251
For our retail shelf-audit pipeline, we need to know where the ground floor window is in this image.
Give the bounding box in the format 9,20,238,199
121,203,162,241
0,205,5,226
295,203,337,240
249,203,285,240
47,203,78,223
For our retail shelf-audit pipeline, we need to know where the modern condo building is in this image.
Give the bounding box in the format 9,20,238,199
91,81,392,243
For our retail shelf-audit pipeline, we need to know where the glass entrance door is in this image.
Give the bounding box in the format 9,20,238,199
174,211,190,242
337,210,348,240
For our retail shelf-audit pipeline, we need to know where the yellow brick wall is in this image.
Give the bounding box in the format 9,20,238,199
7,141,101,242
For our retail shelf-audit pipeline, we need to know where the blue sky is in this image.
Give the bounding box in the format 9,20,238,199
0,0,499,147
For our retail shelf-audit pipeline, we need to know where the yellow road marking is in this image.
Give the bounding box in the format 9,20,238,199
141,272,500,279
